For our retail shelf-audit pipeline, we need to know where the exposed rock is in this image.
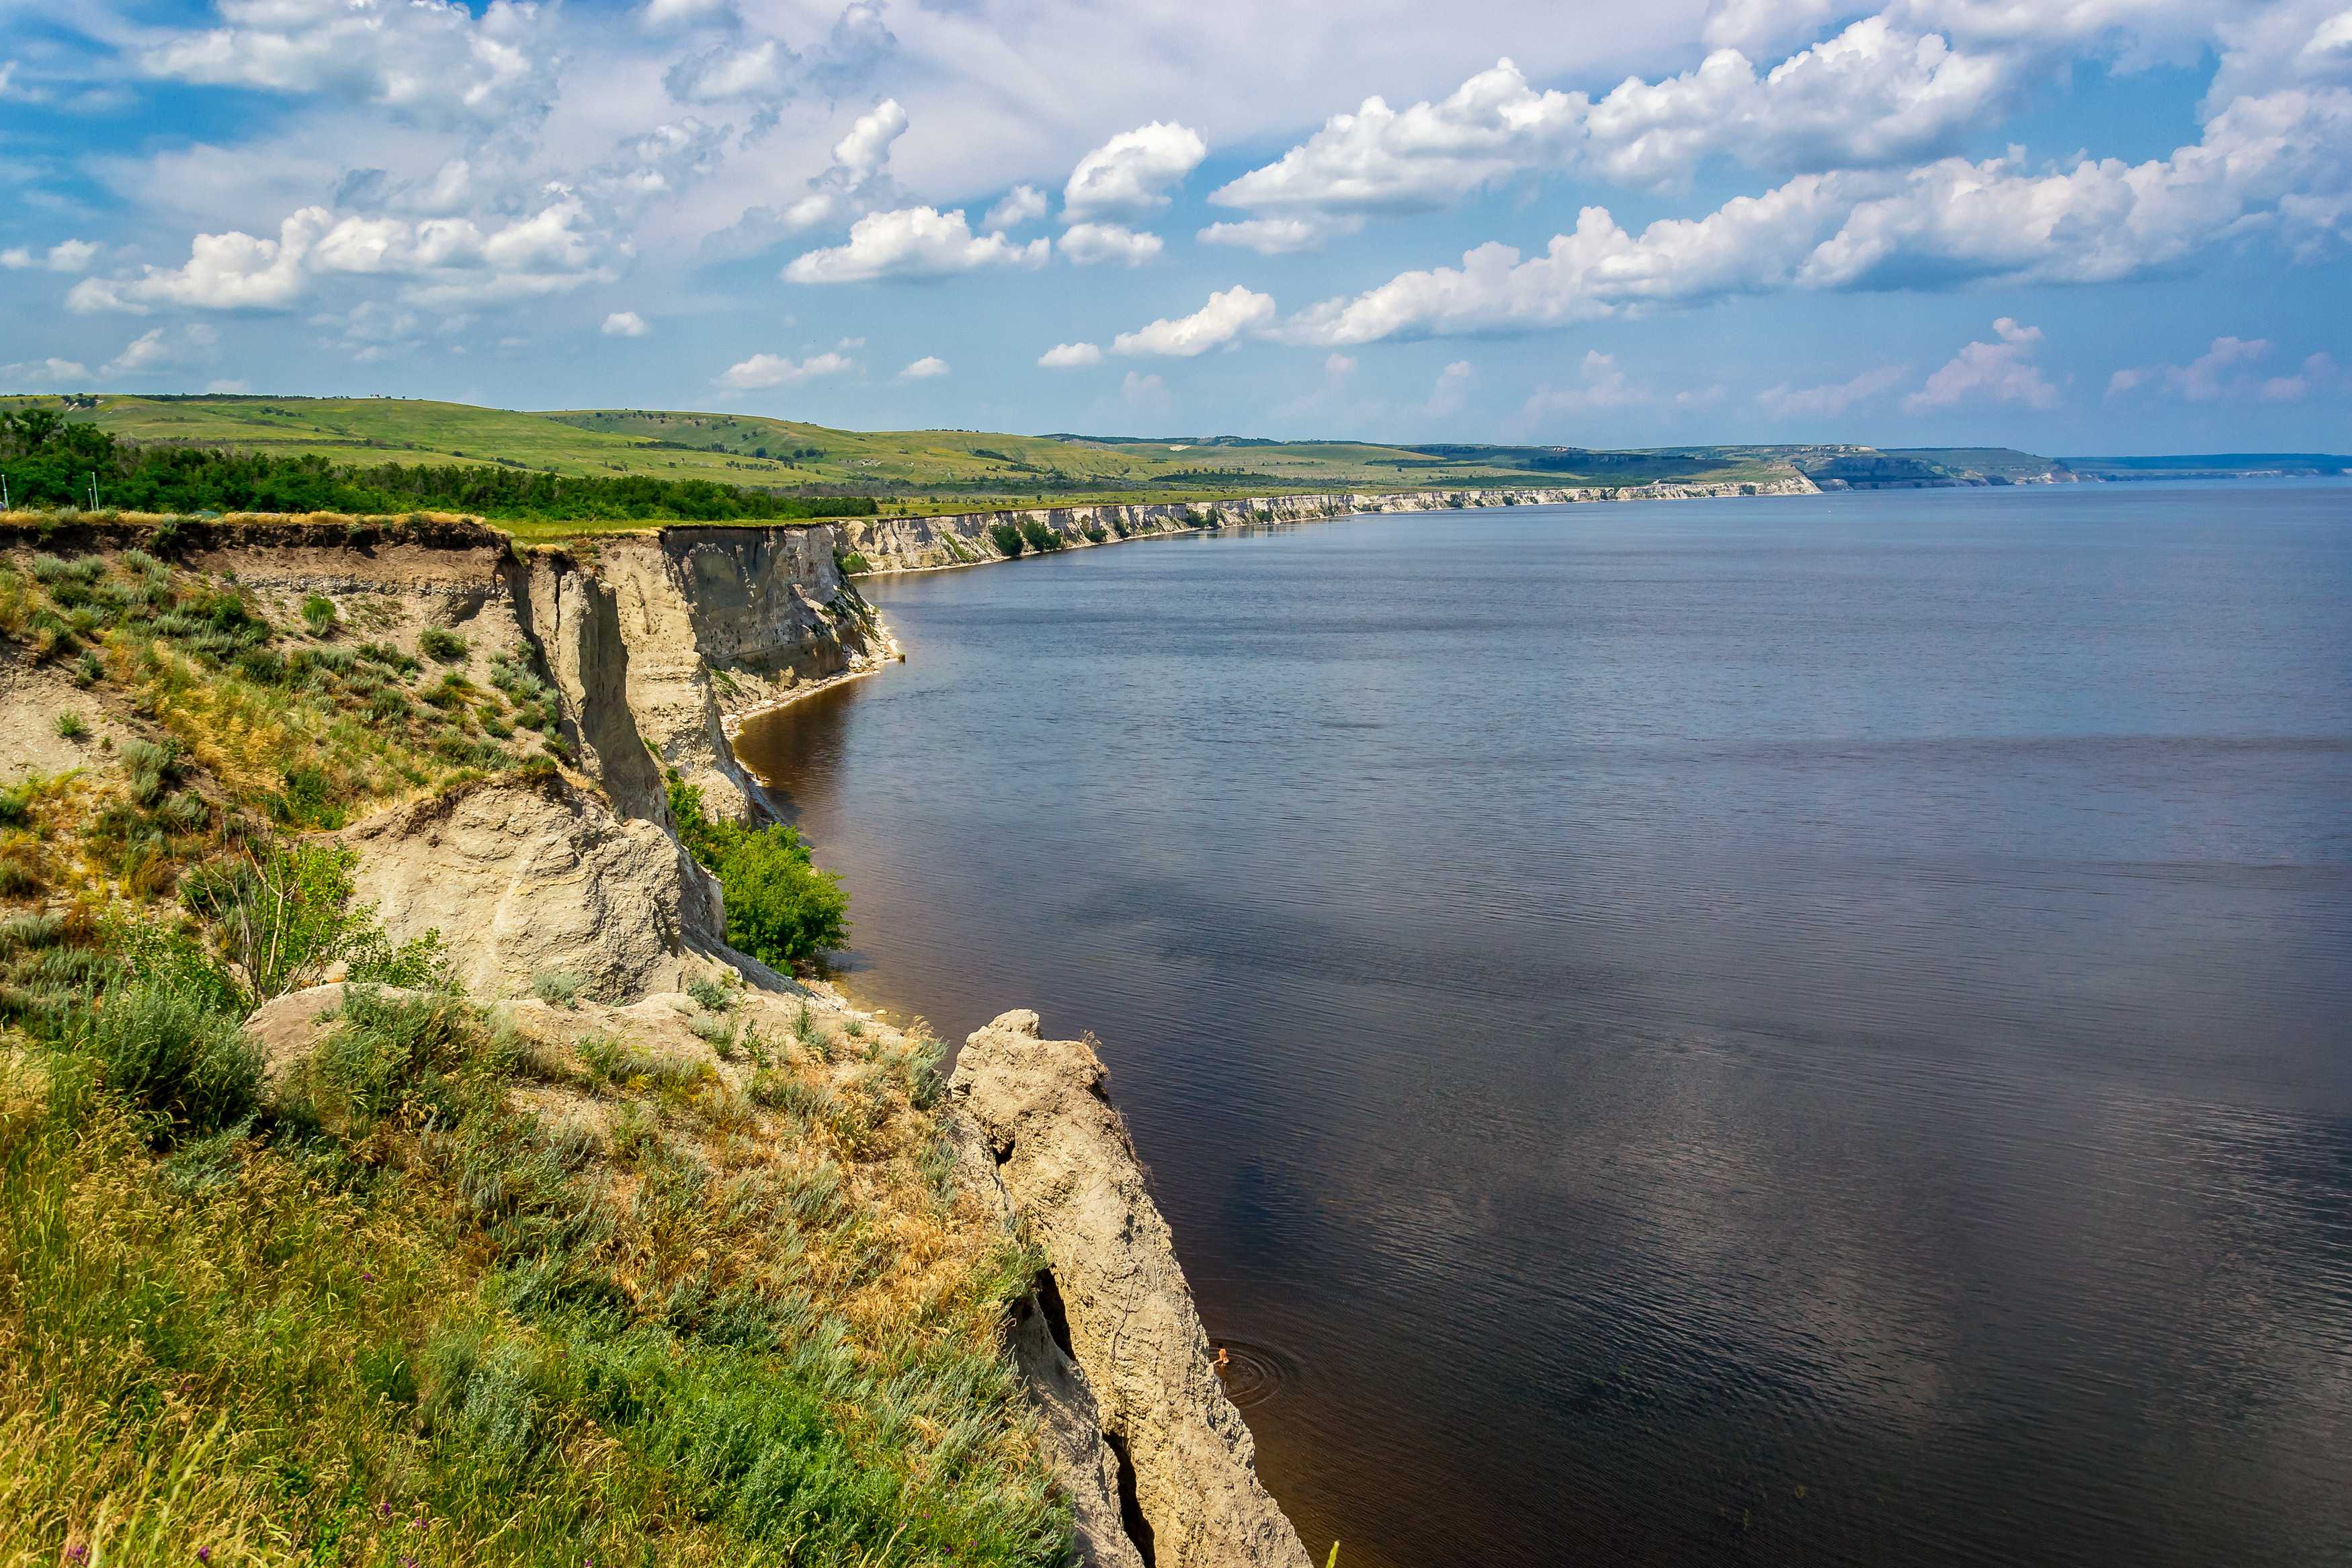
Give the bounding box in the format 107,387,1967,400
952,1010,1312,1568
837,478,1821,572
341,769,730,1003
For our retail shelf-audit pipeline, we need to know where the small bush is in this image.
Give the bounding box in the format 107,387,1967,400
685,975,735,1013
533,969,583,1008
52,711,87,741
667,776,847,967
419,627,469,663
300,594,338,636
178,838,365,1003
79,978,263,1133
73,650,103,686
986,522,1025,558
1018,519,1062,553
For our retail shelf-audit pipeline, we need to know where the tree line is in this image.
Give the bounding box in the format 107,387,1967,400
0,407,876,522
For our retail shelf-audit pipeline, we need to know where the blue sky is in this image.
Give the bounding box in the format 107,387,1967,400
2,0,2348,453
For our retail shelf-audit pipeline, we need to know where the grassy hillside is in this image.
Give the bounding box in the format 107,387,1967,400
0,533,1066,1565
3,394,2082,537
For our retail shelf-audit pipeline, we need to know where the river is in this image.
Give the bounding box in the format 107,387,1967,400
732,482,2352,1568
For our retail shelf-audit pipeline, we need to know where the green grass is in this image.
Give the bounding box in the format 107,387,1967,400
0,394,1844,541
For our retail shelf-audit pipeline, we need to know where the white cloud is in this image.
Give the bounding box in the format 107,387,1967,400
0,60,15,99
1325,353,1359,377
0,240,101,273
898,354,950,379
1196,217,1362,255
139,0,558,129
2263,350,2341,400
1212,60,1581,218
783,206,1049,282
667,38,791,104
1903,317,2058,411
641,0,734,30
1425,359,1476,417
1063,122,1207,219
603,310,651,337
776,99,910,232
1283,75,2352,347
68,195,613,314
1581,19,2008,186
2108,336,2345,401
1,357,93,388
1121,370,1170,410
1058,222,1163,266
101,329,175,377
1522,350,1645,417
1038,341,1102,368
983,185,1048,231
69,208,330,314
1111,286,1277,358
1704,0,1838,54
714,349,853,388
1212,28,2008,224
1757,363,1908,417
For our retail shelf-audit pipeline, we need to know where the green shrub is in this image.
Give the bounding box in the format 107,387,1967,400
177,838,366,1003
300,593,338,636
834,551,872,576
533,969,583,1008
1017,519,1062,553
986,522,1025,558
420,626,469,662
52,711,86,740
686,975,736,1012
78,978,262,1133
667,776,847,967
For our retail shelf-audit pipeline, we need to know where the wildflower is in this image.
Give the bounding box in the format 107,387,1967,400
198,1550,212,1565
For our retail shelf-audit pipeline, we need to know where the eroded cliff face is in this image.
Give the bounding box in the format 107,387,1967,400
953,1010,1315,1568
520,526,890,824
839,476,1820,572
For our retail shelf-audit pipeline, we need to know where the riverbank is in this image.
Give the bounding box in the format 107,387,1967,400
836,476,1821,574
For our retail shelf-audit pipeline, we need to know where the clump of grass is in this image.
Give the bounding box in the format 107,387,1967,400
532,969,583,1008
419,626,469,662
686,973,737,1013
52,711,87,741
300,593,339,636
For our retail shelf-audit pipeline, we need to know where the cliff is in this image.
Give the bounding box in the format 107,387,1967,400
839,476,1819,572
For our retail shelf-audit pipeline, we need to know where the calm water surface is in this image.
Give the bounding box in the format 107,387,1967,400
734,484,2352,1568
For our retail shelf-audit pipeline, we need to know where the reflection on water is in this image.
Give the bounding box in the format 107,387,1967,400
734,484,2352,1567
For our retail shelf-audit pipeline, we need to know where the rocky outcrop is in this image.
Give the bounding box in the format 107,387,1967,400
952,1010,1312,1568
838,476,1820,572
519,528,890,824
341,769,732,1002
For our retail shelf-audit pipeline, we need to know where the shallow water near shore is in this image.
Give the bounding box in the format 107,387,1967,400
733,482,2352,1568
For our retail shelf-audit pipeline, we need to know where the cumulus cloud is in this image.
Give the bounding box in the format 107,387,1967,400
1038,341,1102,368
1280,75,2352,347
898,355,950,379
1212,26,2007,227
1903,317,2057,411
983,185,1048,231
778,99,910,230
1425,359,1476,417
138,0,558,129
641,0,735,30
667,38,791,104
68,195,613,314
784,206,1048,282
714,349,853,388
1063,122,1207,218
1757,363,1908,417
603,310,651,337
1111,286,1277,357
0,240,101,273
1521,350,1648,418
0,357,93,389
101,329,175,377
2108,336,2345,401
1196,217,1361,254
1058,222,1163,266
